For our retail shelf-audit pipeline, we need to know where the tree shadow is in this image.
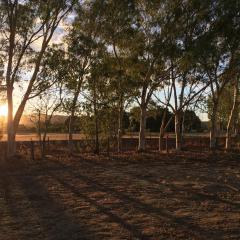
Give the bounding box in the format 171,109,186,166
46,172,152,239
47,160,216,239
65,155,240,210
1,172,94,240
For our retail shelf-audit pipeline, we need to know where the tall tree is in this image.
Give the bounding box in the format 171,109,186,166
127,0,171,151
87,0,136,152
64,2,102,145
0,0,75,157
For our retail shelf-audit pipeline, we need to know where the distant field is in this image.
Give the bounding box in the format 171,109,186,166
0,132,221,142
0,132,212,142
0,133,84,142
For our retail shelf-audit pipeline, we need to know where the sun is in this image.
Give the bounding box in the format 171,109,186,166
0,104,8,117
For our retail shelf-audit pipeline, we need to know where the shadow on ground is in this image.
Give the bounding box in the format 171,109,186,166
0,151,240,240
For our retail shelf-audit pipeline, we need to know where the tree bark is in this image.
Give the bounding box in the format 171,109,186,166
7,87,16,157
210,101,218,150
41,131,47,159
93,81,99,154
225,79,239,150
181,110,186,140
159,108,167,152
68,96,78,144
5,4,67,157
68,78,82,144
94,109,99,154
138,104,146,151
7,45,46,157
6,4,16,158
117,102,123,153
68,115,73,142
175,111,182,151
113,44,124,153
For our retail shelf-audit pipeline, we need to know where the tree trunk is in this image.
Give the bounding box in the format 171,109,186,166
210,101,218,150
68,79,82,144
181,110,186,143
93,82,99,154
41,131,47,159
138,104,146,151
7,49,45,157
225,80,239,150
68,106,76,148
6,16,16,158
94,111,99,154
68,115,73,142
175,112,182,151
117,104,123,153
7,87,16,157
159,108,167,152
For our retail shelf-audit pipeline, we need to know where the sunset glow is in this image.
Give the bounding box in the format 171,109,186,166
0,104,8,117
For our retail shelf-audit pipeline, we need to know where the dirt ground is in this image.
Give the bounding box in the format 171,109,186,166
0,151,240,240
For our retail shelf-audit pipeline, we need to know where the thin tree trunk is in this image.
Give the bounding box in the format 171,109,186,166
41,131,47,159
7,48,46,157
94,110,99,154
210,101,218,150
68,78,82,144
36,111,43,158
113,44,124,153
181,110,185,136
159,108,167,152
225,80,239,150
117,102,123,153
175,111,182,151
138,104,146,151
6,7,16,158
93,82,99,154
68,101,77,146
7,87,15,157
68,115,73,141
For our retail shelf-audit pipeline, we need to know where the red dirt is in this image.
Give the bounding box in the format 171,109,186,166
0,151,240,239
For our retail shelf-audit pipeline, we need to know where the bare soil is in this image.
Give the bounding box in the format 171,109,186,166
0,151,240,240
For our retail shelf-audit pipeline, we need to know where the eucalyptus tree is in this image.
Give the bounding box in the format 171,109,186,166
154,80,173,152
198,41,238,149
225,76,240,150
196,0,240,149
83,49,118,154
128,0,210,151
152,0,215,151
30,44,68,158
91,0,136,152
219,0,240,150
64,2,103,144
30,86,63,159
125,0,174,152
0,0,76,157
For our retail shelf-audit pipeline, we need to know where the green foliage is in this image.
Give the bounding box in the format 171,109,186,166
207,83,237,129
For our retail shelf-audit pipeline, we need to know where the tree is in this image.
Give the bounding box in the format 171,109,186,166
63,1,106,146
153,0,212,151
87,0,136,152
30,86,63,159
183,110,202,132
126,0,172,151
0,0,75,157
197,0,240,149
225,77,239,150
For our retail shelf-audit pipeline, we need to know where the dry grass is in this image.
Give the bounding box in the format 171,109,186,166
0,150,240,239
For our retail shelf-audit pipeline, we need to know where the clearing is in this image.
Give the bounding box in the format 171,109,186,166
0,151,240,240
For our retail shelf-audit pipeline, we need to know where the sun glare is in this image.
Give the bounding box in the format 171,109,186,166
0,105,8,117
